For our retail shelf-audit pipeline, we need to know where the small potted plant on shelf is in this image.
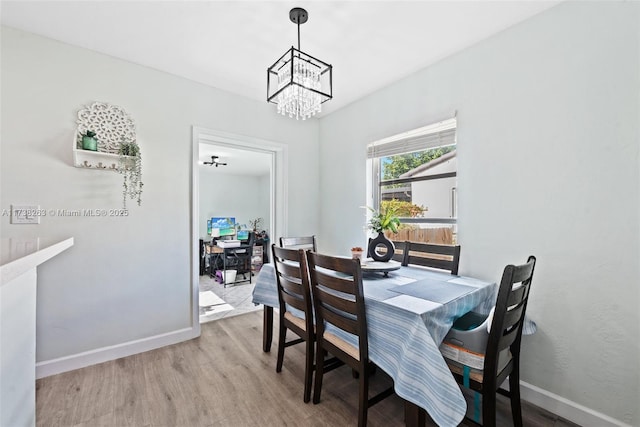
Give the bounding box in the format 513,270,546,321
351,246,364,261
118,140,143,208
81,130,98,151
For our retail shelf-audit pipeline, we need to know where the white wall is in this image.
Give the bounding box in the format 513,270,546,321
0,26,319,370
199,169,270,238
319,2,639,425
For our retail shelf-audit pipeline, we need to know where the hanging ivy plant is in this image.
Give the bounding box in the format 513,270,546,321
118,141,143,208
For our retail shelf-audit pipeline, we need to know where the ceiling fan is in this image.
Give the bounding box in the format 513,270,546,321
203,155,227,167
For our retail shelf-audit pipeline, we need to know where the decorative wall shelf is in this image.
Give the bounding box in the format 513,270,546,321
73,101,137,170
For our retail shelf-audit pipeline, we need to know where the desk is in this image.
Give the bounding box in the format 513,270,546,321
252,263,497,427
207,243,253,286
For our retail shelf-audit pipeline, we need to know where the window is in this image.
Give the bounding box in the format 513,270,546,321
367,118,458,244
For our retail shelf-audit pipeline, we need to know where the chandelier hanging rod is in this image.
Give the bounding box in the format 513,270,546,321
290,7,307,51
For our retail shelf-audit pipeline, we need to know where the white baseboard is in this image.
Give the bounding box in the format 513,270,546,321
36,325,200,379
519,381,633,427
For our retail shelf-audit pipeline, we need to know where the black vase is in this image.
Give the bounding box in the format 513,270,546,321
368,232,395,262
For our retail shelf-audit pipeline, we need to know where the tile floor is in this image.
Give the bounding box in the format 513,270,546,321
199,270,262,323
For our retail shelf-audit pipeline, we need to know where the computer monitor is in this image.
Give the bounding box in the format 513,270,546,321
237,230,249,241
210,217,235,237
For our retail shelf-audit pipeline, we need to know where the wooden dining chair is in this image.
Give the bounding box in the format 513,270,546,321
271,244,315,402
279,235,317,251
306,251,394,427
444,255,537,426
403,242,461,275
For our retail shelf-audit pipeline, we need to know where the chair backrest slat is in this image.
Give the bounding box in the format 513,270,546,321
280,236,317,251
278,261,304,279
510,262,536,284
507,284,528,307
315,286,357,316
503,303,525,330
408,242,458,256
316,301,359,336
498,325,520,352
407,256,455,271
279,276,308,312
404,242,461,275
313,269,357,295
281,288,307,312
279,275,303,295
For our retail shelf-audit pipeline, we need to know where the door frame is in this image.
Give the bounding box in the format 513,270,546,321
190,126,288,329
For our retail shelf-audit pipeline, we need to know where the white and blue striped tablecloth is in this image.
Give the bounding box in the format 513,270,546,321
252,263,496,427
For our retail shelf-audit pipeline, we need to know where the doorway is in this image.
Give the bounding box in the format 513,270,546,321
191,127,287,325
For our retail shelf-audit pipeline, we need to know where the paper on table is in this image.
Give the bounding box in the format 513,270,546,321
382,294,442,314
388,279,476,304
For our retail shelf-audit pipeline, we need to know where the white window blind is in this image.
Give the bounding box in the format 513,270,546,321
367,118,457,159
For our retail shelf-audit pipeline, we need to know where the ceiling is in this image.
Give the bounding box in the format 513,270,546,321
199,143,271,176
1,1,559,118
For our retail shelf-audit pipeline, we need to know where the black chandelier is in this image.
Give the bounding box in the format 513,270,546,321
267,7,333,120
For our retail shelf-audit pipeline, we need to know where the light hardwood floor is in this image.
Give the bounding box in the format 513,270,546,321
36,311,580,426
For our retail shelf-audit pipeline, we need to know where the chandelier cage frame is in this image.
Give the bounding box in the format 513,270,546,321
266,7,333,120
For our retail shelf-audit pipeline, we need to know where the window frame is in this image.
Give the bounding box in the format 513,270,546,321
368,118,458,227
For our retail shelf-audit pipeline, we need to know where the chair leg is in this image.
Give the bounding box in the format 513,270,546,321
276,322,286,373
482,389,496,427
303,336,314,403
358,367,369,427
509,371,523,427
312,342,325,404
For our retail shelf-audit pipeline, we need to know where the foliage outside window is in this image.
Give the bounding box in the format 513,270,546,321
382,146,455,183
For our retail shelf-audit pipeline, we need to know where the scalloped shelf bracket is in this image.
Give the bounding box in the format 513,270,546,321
73,148,120,170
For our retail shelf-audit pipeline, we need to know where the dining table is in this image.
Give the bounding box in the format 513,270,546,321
252,259,499,427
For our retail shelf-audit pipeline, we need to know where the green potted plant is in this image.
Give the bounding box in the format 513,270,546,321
366,205,401,234
365,205,400,262
81,130,98,151
118,140,143,208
